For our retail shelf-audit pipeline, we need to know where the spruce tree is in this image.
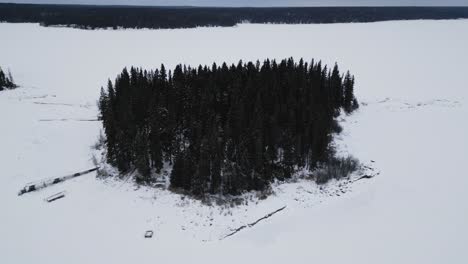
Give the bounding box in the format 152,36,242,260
343,71,357,113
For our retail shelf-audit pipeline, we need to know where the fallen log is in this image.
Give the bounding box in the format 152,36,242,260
45,191,66,202
222,206,287,240
18,167,99,196
353,173,377,182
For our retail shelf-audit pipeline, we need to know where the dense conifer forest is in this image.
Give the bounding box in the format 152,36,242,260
0,67,16,91
1,4,468,29
98,58,358,196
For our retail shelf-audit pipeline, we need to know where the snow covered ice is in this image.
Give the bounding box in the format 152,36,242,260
1,20,468,263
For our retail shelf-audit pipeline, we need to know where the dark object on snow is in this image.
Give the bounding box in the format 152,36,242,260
144,231,153,238
154,178,166,188
353,173,378,182
52,178,62,184
222,206,287,240
45,191,65,202
0,66,17,91
18,167,99,196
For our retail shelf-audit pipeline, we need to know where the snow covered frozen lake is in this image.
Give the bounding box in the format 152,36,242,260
1,20,467,263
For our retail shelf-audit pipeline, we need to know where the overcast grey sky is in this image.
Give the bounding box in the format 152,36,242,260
0,0,467,6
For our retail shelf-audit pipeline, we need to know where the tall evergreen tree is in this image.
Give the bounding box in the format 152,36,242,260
343,71,357,113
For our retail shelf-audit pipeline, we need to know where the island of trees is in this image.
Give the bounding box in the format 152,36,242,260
98,58,358,196
0,67,17,91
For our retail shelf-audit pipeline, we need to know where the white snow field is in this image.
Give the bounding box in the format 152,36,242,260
1,20,468,263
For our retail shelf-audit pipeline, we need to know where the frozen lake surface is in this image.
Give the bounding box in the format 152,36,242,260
1,20,467,263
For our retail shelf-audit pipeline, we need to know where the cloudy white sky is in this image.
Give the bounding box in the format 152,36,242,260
0,0,467,7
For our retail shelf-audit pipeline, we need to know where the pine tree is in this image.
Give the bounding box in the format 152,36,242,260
330,63,343,113
170,154,184,188
343,71,357,113
134,129,151,183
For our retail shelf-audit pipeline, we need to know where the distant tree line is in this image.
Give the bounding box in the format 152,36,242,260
0,67,17,91
1,4,468,29
98,58,358,196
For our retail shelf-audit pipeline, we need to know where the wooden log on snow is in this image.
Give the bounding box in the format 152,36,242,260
353,174,377,182
18,167,99,196
222,206,287,240
45,191,66,202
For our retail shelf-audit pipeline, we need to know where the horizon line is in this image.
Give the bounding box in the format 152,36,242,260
1,3,468,8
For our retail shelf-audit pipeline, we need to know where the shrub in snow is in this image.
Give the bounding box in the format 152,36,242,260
314,156,360,184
